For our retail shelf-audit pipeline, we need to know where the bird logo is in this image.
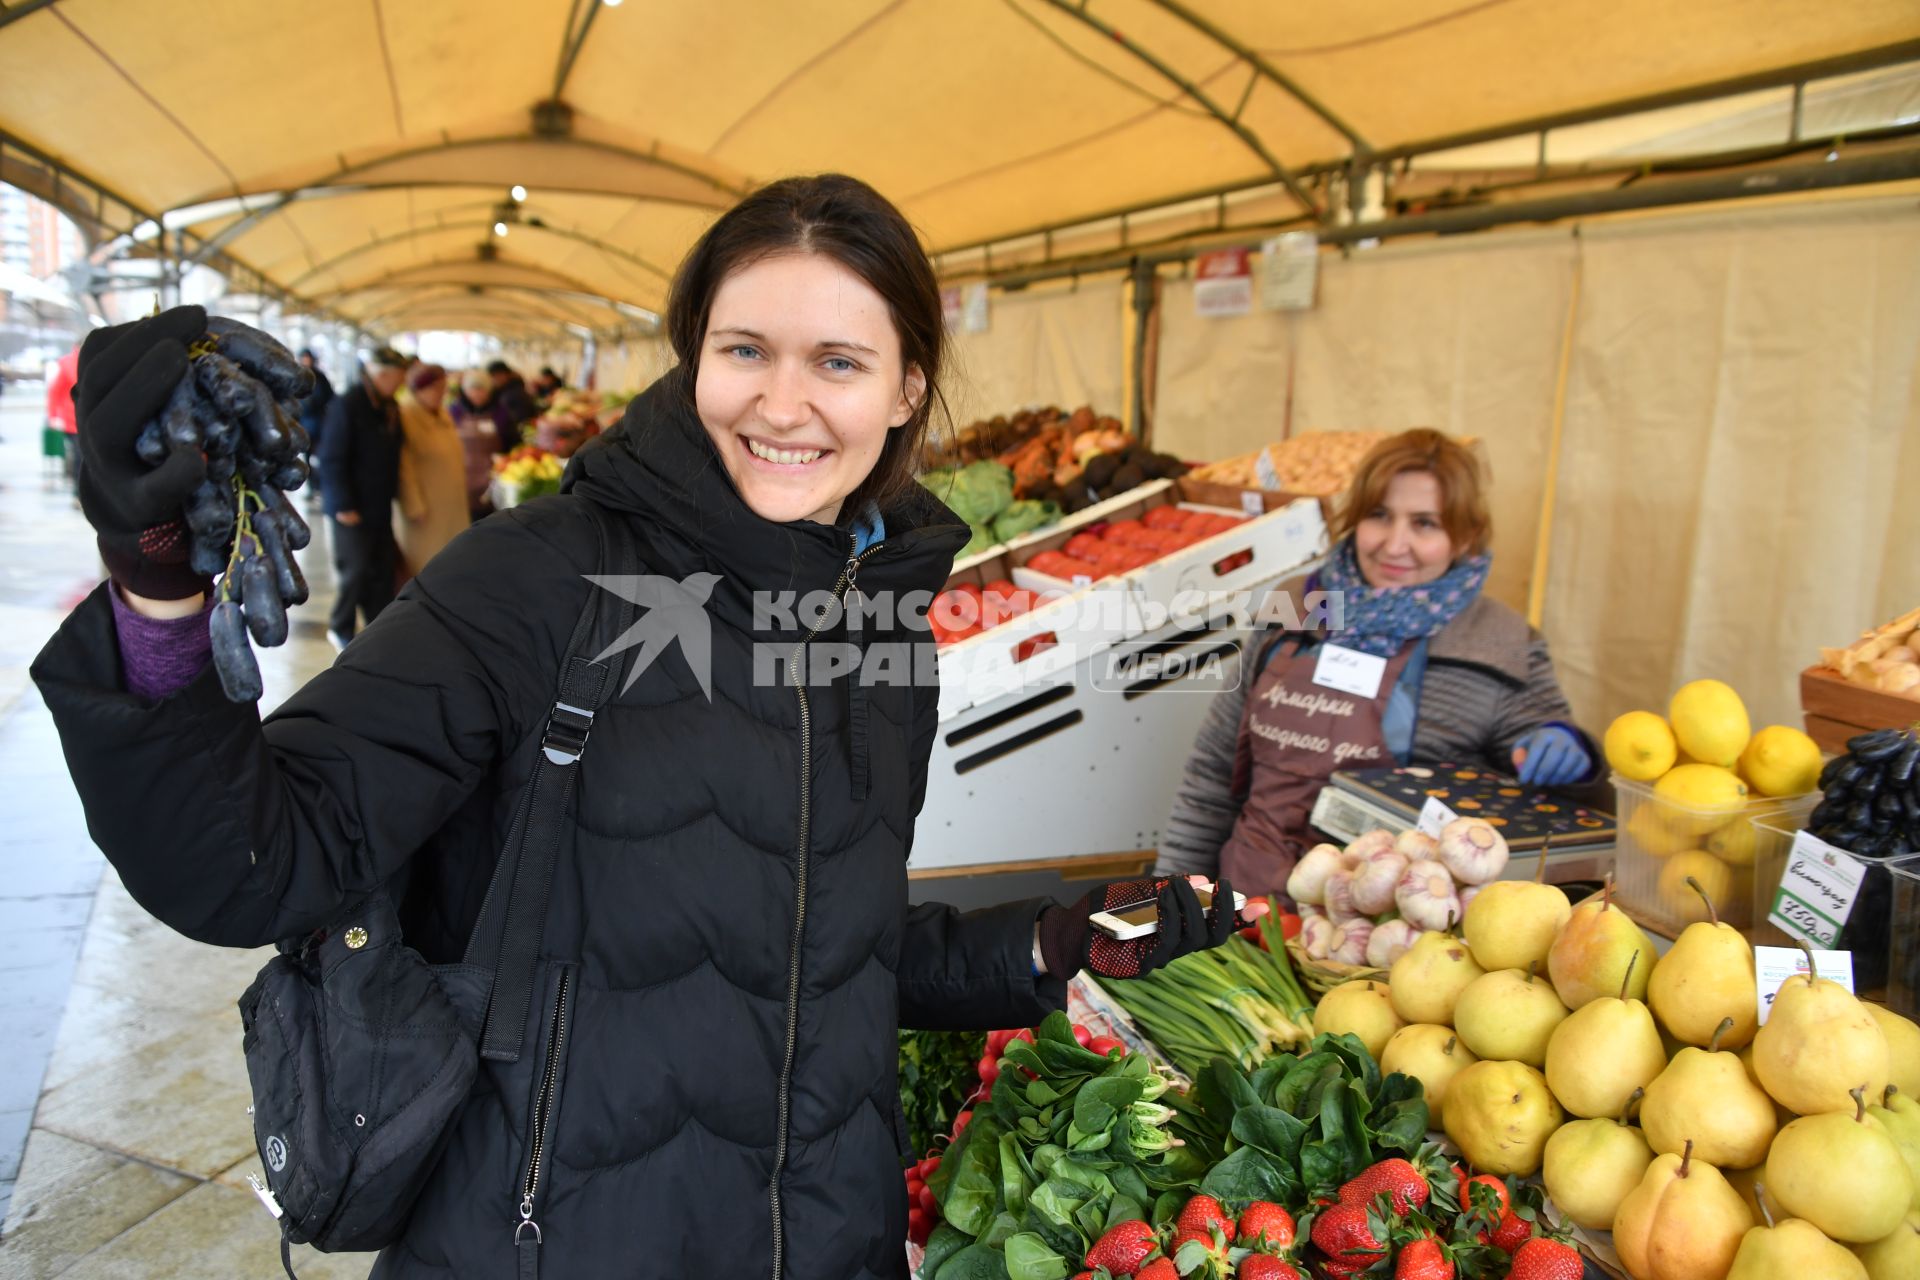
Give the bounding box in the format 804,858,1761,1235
585,572,722,698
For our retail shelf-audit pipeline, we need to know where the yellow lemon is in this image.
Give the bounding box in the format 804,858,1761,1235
1706,818,1759,867
1657,851,1735,924
1606,711,1679,783
1738,725,1823,798
1669,679,1751,768
1653,764,1749,837
1628,804,1694,857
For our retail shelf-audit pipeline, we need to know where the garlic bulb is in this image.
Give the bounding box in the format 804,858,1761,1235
1393,829,1440,862
1330,920,1375,966
1287,843,1345,905
1437,817,1510,885
1343,829,1395,866
1366,918,1421,968
1324,869,1361,923
1300,915,1336,960
1350,851,1409,916
1395,859,1461,932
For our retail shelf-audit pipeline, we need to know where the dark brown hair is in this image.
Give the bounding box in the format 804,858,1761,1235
665,173,945,522
1333,429,1492,556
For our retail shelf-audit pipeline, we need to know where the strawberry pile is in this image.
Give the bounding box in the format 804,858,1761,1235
1074,1194,1302,1280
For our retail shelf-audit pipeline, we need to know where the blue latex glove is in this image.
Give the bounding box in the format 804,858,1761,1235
1512,725,1591,786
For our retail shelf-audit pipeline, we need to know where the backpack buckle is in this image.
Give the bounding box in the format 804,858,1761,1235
541,701,594,765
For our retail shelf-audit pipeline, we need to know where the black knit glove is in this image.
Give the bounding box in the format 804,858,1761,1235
74,306,209,599
1037,876,1241,981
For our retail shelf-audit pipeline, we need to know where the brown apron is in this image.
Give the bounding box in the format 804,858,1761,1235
1217,637,1414,897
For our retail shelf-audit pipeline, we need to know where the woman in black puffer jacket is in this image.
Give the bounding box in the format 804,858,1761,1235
34,175,1253,1279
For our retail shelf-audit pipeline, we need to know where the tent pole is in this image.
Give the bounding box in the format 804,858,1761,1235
1128,259,1156,444
1527,241,1584,631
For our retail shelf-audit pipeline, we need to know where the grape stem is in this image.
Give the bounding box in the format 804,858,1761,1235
218,473,267,603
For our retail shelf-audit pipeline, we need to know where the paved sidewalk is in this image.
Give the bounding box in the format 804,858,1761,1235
0,388,371,1278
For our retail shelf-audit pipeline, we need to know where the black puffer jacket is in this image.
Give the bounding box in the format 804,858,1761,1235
33,377,1066,1279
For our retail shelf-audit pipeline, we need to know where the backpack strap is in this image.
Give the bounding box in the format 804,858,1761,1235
475,496,638,1063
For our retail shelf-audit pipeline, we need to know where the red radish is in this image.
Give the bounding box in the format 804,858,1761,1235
1087,1036,1127,1057
986,1029,1013,1054
977,1056,1000,1086
1011,1028,1034,1044
917,1156,940,1180
918,1185,937,1215
906,1207,927,1239
906,1177,924,1199
952,1110,972,1135
1071,1024,1093,1048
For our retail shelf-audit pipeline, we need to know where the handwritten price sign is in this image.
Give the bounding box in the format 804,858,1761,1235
1766,830,1866,949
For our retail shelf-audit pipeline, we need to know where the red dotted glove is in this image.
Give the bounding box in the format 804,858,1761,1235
1037,876,1241,981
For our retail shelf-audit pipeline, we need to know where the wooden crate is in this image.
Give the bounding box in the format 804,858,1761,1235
1801,664,1920,754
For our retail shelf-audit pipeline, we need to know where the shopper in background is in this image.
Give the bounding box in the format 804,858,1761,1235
46,345,79,485
317,346,406,649
393,362,471,576
529,365,564,401
35,175,1258,1280
296,348,335,504
446,367,501,521
485,358,535,439
1157,429,1595,898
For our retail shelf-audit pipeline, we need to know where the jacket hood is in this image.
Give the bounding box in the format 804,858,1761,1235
562,373,968,637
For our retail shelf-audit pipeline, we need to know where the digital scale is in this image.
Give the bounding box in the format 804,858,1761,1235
1309,763,1617,882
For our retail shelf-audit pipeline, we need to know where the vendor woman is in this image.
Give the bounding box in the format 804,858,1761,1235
1156,428,1594,896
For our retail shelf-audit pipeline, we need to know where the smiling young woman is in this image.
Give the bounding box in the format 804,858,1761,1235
35,172,1249,1280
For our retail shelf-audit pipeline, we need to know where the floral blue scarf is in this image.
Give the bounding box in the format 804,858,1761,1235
1312,536,1491,658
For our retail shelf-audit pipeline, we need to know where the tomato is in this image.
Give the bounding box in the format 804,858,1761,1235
1280,912,1304,940
953,581,983,598
984,578,1017,597
1143,506,1188,530
1086,1036,1127,1057
1012,632,1057,663
1064,532,1106,560
1071,1023,1093,1048
1005,588,1038,616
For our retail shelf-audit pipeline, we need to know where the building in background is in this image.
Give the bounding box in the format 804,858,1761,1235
0,183,89,378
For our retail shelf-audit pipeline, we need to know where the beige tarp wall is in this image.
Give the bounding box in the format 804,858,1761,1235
943,280,1129,430
1090,198,1920,733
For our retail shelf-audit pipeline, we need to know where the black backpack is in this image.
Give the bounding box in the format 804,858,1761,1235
236,496,637,1275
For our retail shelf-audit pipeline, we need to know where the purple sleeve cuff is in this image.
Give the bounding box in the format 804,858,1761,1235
108,583,214,701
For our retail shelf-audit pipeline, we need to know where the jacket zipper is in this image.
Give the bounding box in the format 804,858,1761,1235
769,536,878,1280
515,967,571,1265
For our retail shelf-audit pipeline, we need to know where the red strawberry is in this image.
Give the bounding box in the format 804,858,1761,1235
1237,1257,1304,1280
1491,1209,1533,1254
1175,1194,1232,1239
1394,1236,1454,1280
1310,1203,1388,1272
1462,1174,1510,1241
1136,1260,1179,1280
1085,1219,1159,1276
1237,1200,1296,1250
1506,1237,1584,1280
1339,1157,1430,1216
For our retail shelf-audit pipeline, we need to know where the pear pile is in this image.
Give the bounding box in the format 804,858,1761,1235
1605,679,1825,931
1314,849,1920,1280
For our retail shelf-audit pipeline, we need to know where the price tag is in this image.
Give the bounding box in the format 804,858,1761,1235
1416,795,1459,838
1254,450,1281,491
1312,643,1385,698
1755,945,1856,1025
1240,491,1265,516
1767,830,1867,949
1070,574,1092,588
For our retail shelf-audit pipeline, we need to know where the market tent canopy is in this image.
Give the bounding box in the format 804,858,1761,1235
1,0,1915,336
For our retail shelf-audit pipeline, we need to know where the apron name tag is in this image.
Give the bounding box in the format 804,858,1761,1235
1312,644,1387,699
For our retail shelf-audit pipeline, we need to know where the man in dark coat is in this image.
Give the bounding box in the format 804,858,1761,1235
318,346,405,648
297,348,336,503
486,359,536,440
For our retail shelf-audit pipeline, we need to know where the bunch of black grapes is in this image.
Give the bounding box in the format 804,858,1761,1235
1811,726,1920,988
134,317,316,701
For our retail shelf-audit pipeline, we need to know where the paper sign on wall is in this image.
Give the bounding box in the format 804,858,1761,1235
1261,232,1319,311
1416,795,1460,839
940,287,963,328
1194,247,1253,318
961,283,990,334
1767,830,1866,949
1755,945,1856,1025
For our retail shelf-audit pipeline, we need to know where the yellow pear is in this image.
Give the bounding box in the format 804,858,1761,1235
1766,1088,1911,1242
1453,963,1570,1067
1628,803,1696,856
1653,763,1750,835
1313,979,1404,1060
1738,1044,1799,1129
1614,1139,1754,1280
1546,877,1656,1010
1389,929,1485,1025
1641,1017,1778,1169
1443,1059,1562,1176
1669,678,1752,768
1545,952,1668,1118
1725,1164,1766,1224
1462,845,1571,973
1647,877,1759,1049
1379,1025,1476,1128
1737,725,1823,798
1542,1089,1656,1231
1607,710,1679,781
1867,1087,1920,1202
1852,1209,1920,1280
1865,1005,1920,1097
1753,949,1891,1116
1727,1206,1868,1280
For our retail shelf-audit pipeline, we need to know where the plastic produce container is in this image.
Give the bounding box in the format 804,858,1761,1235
1610,773,1819,938
1888,855,1920,1017
1752,816,1905,991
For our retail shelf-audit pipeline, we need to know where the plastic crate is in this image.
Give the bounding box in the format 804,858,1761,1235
1610,773,1819,938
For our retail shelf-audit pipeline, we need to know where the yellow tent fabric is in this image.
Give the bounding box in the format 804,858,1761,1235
2,0,1915,335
